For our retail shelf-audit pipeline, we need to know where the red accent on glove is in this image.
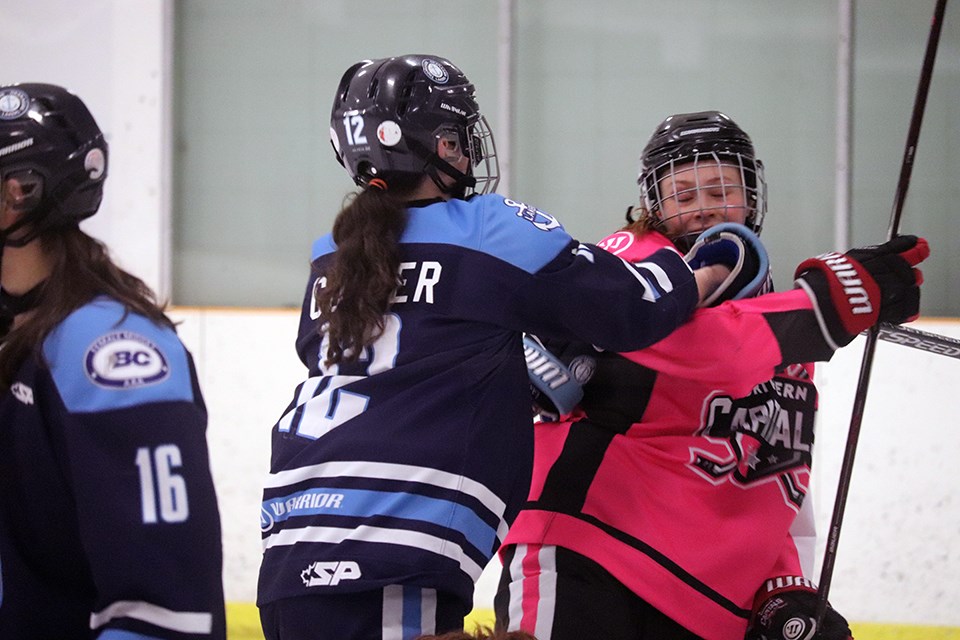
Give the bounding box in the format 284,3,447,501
795,252,881,336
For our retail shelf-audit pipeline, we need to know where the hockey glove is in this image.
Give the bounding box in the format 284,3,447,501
524,334,597,421
794,235,929,350
745,577,853,640
684,223,771,307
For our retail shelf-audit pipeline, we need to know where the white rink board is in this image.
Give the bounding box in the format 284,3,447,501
172,309,960,625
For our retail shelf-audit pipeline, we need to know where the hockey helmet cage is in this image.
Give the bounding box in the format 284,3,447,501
330,54,499,196
0,83,108,246
638,110,766,236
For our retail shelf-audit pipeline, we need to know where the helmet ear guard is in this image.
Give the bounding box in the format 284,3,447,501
637,111,766,239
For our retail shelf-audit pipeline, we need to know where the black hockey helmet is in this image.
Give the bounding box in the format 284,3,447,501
330,54,498,197
637,110,766,237
0,83,108,247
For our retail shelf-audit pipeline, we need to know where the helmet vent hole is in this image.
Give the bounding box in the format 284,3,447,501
395,69,418,117
367,78,379,100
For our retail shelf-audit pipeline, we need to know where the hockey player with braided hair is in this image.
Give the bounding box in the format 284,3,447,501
254,56,769,640
0,84,225,638
496,111,929,640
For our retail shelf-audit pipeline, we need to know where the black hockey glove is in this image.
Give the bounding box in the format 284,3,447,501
794,235,929,349
684,223,772,307
524,334,597,421
846,235,929,324
745,577,853,640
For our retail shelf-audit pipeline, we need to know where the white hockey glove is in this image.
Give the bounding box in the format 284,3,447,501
684,222,771,307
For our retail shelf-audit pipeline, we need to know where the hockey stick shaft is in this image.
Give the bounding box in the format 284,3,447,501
814,0,949,631
876,322,960,360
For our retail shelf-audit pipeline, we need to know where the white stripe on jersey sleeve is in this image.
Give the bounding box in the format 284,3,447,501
89,600,213,634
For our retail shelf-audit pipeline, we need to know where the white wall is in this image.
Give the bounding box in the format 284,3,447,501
809,319,960,625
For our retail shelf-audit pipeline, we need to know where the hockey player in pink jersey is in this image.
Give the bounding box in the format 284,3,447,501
495,111,929,640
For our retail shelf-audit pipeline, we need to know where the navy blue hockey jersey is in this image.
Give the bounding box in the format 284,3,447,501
257,194,699,609
0,298,225,640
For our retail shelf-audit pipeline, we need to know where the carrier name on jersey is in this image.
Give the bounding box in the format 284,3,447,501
310,260,442,320
301,560,361,587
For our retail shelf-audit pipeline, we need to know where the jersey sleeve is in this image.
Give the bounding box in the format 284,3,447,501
42,300,226,640
619,289,819,398
296,196,700,368
594,228,840,397
457,196,700,352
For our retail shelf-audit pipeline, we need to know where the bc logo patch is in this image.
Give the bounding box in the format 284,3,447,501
85,331,170,388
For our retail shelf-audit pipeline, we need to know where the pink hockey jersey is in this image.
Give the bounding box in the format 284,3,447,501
502,230,829,640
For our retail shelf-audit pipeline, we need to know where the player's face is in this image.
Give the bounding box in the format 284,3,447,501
0,175,38,235
435,131,470,186
656,161,749,238
0,177,21,230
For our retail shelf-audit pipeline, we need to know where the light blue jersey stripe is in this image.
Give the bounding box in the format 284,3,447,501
402,586,423,639
263,460,509,546
262,487,496,554
97,630,164,640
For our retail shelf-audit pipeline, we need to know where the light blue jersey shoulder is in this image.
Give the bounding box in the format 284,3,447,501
42,297,194,414
311,194,574,273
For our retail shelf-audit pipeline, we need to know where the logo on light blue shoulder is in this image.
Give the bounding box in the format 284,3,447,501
504,198,561,232
84,331,170,388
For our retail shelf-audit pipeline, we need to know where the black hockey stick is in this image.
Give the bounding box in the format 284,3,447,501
814,0,949,632
876,322,960,361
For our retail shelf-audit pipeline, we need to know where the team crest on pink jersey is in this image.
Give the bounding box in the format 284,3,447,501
688,377,816,511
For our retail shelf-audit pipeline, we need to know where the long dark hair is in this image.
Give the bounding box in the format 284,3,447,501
315,178,420,366
0,226,173,389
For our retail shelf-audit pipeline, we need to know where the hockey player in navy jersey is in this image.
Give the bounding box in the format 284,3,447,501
254,55,765,640
0,84,225,639
496,111,929,640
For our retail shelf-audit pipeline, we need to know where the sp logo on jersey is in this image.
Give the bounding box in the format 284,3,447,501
301,561,361,587
85,331,170,388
